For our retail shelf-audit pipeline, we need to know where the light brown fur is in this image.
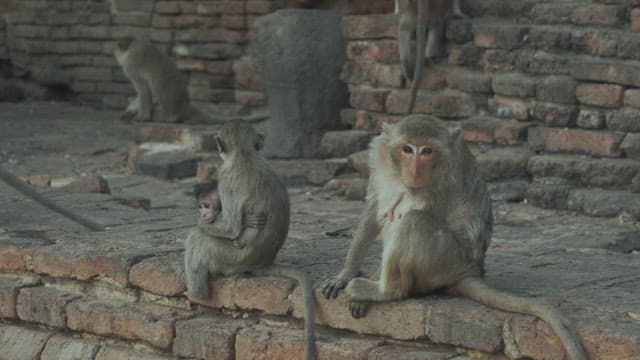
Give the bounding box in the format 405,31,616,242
183,120,315,360
322,115,586,360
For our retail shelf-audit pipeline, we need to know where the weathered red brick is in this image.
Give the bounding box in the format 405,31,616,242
531,102,577,127
95,345,175,360
0,280,21,318
155,1,180,14
0,245,27,271
342,14,397,40
462,117,530,145
447,69,492,93
349,87,389,112
112,0,154,12
174,315,256,359
624,89,640,109
632,8,640,32
572,58,640,87
575,83,624,108
129,253,185,296
528,127,624,157
475,147,533,181
537,76,576,104
370,344,466,359
67,299,190,348
346,40,399,64
488,96,531,121
606,108,640,132
492,72,536,98
17,287,81,328
236,324,381,360
234,276,295,315
60,176,110,194
341,61,404,88
386,90,476,118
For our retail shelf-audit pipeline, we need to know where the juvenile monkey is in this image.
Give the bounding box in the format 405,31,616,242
114,37,269,124
192,180,266,248
183,120,316,360
322,115,586,360
0,165,105,231
397,0,467,114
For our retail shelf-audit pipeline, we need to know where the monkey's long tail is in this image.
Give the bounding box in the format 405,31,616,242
451,277,587,360
0,165,105,232
407,0,429,115
259,265,316,360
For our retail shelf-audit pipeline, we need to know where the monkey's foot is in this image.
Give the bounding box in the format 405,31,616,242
348,301,370,318
321,277,348,299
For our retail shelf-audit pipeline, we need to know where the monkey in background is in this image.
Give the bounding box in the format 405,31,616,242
114,37,268,124
322,115,586,360
192,180,266,249
398,0,467,114
184,120,316,360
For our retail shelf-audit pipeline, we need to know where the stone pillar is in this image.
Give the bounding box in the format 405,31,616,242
252,9,347,158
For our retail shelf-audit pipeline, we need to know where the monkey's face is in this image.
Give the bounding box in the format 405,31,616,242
198,192,221,224
392,141,439,190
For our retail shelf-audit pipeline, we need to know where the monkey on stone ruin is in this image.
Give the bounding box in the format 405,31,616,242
397,0,467,114
322,115,586,360
183,120,316,360
192,180,266,249
0,165,105,231
114,37,268,124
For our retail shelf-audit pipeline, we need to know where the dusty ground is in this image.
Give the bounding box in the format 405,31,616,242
1,101,639,347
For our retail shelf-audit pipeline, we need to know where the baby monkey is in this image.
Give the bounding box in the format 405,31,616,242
193,181,265,249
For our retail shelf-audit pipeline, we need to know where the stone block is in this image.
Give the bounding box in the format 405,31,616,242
488,96,531,121
17,287,81,328
0,325,51,360
473,24,529,49
41,336,100,360
253,10,347,158
67,299,190,349
527,155,640,189
632,8,640,32
528,127,624,157
174,315,256,360
134,147,201,180
525,177,572,210
349,87,389,112
348,150,370,177
505,315,566,360
572,4,622,26
446,69,492,93
621,133,640,160
318,130,372,159
575,83,624,108
111,0,154,12
0,280,20,318
531,102,577,127
113,196,151,210
492,72,536,98
572,58,640,87
488,179,528,202
568,189,640,219
95,346,175,360
325,177,368,201
624,89,640,109
369,344,465,359
576,109,605,129
536,76,576,104
60,176,110,194
475,147,532,181
0,245,28,272
129,252,185,296
606,108,640,132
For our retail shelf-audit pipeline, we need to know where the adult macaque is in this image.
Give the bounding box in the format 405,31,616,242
397,0,467,114
0,165,105,231
114,37,268,124
183,120,316,360
193,180,266,248
322,115,586,360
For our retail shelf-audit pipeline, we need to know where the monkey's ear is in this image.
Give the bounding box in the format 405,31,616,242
255,133,265,151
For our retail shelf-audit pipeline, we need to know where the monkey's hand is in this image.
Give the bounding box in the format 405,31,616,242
245,212,267,229
231,239,246,249
321,277,348,299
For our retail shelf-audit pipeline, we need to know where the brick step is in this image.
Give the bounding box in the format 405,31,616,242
0,278,474,359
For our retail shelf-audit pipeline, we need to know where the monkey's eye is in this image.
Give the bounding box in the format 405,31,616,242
402,145,413,154
421,147,433,155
